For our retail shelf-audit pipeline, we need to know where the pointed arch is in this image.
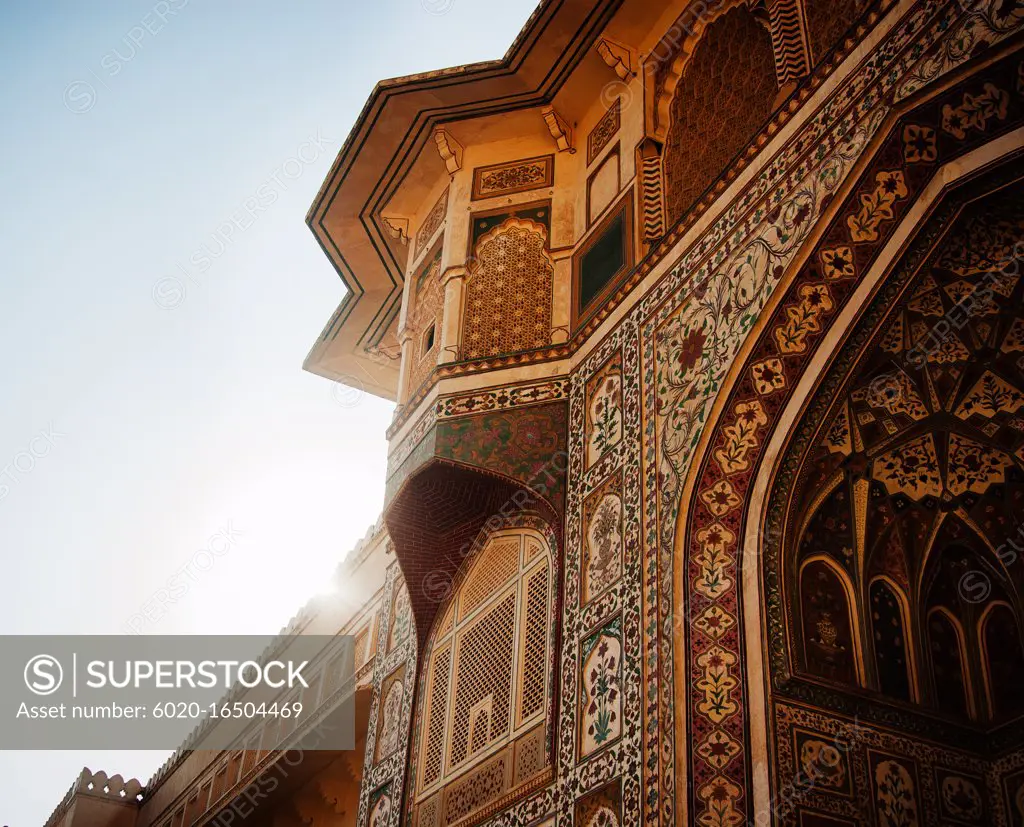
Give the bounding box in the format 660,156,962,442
666,47,1024,824
926,605,976,721
868,575,918,702
660,3,780,227
917,515,1022,619
798,554,865,687
793,468,844,546
411,520,557,826
979,600,1024,721
647,0,751,141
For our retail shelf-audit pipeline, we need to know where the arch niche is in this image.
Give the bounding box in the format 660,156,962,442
671,50,1024,825
748,173,1024,819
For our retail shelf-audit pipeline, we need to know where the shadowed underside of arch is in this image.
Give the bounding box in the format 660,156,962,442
384,460,561,658
758,171,1024,827
773,181,1024,709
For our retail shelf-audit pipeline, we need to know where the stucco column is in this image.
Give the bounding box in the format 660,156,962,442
396,329,415,404
550,250,573,344
439,265,467,363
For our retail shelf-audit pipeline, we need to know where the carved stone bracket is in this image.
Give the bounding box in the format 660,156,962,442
540,106,575,153
596,37,635,80
432,127,464,173
381,215,410,244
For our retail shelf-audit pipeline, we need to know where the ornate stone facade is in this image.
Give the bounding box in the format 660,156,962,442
49,2,1024,827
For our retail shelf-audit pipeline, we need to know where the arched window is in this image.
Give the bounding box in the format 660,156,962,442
662,4,779,227
927,607,972,721
869,578,913,702
414,527,554,826
981,603,1024,721
799,557,860,686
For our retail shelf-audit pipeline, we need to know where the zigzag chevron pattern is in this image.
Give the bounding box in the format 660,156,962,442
768,0,811,86
640,152,666,241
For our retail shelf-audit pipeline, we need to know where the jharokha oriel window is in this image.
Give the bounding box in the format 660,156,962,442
413,527,555,827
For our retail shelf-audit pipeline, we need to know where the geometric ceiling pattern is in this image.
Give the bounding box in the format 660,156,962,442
795,193,1024,599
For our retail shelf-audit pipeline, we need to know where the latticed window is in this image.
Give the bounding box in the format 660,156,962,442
460,217,554,360
414,528,554,826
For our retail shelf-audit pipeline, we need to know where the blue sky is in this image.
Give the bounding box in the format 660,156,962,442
0,1,536,822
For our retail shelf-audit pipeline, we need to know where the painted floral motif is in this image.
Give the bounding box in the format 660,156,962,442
713,400,769,474
872,434,943,500
415,187,448,259
388,585,411,651
588,373,623,467
584,490,623,603
661,24,1024,827
358,17,1024,827
475,158,553,198
434,402,568,511
799,738,846,789
874,760,920,827
751,357,786,395
368,788,392,827
847,170,908,243
699,479,741,517
693,605,736,641
581,624,622,756
695,523,736,600
774,283,835,354
902,124,938,163
1003,318,1024,353
576,782,622,827
696,776,743,827
588,98,621,165
940,775,983,821
820,245,855,280
435,377,568,419
697,729,742,770
955,370,1024,419
907,287,945,316
376,679,404,762
895,0,1024,101
943,278,1000,313
864,371,929,420
696,646,739,724
941,82,1009,139
927,332,972,364
880,314,905,353
946,432,1012,495
585,807,619,827
824,403,853,455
